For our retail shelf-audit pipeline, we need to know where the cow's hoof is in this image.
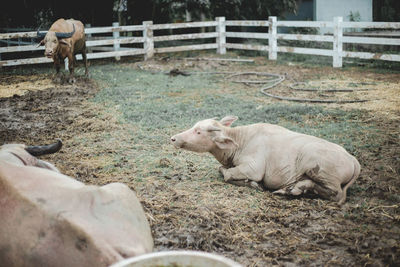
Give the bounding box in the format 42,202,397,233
272,188,287,195
218,166,226,174
250,181,264,191
223,175,231,182
53,77,62,84
68,77,76,84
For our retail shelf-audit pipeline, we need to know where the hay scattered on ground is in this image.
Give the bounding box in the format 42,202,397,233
1,56,399,266
0,75,53,98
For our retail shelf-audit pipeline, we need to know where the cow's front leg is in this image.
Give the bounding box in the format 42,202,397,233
219,163,264,191
67,53,76,83
53,58,62,83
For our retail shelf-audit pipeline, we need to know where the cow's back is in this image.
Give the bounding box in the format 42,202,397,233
67,19,86,53
0,162,153,267
240,123,358,189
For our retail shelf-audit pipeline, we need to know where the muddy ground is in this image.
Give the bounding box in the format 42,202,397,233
0,55,399,266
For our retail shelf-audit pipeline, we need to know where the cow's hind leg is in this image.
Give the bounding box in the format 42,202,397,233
272,178,315,196
290,179,316,195
227,180,264,191
82,46,89,78
67,54,76,83
305,165,343,202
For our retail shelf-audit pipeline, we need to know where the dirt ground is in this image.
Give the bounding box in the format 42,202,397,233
1,55,399,266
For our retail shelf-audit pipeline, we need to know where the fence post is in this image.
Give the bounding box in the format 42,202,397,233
216,16,226,54
113,22,121,61
85,23,92,53
333,16,343,68
268,16,277,60
143,21,154,61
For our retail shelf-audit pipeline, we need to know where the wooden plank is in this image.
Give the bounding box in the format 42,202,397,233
277,46,333,56
225,20,269,27
86,37,144,47
89,47,132,52
344,31,400,37
226,43,269,51
226,32,269,39
342,21,400,29
153,32,218,42
0,57,52,66
342,51,400,61
0,26,144,40
276,21,334,28
0,45,43,53
154,43,217,53
0,39,35,45
0,25,144,39
85,49,145,59
0,50,145,67
277,33,333,42
342,36,400,45
0,37,144,53
151,21,217,30
0,31,38,40
85,25,144,34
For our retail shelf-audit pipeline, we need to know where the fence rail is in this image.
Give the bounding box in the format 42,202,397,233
1,16,399,68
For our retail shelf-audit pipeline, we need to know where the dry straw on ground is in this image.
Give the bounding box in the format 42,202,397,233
0,75,53,98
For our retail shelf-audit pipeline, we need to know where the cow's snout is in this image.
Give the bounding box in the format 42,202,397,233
170,135,179,146
170,135,184,148
45,50,53,58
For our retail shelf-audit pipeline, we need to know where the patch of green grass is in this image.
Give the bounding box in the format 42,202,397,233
89,64,378,165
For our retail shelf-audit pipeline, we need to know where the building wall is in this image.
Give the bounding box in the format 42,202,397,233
314,0,372,33
314,0,372,22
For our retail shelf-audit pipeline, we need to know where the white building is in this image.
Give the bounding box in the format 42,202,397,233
284,0,373,33
314,0,372,21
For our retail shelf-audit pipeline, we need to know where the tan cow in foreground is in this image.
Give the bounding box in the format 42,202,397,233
0,140,153,267
37,18,88,83
171,116,360,204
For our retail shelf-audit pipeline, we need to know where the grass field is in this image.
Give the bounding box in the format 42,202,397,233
1,52,399,266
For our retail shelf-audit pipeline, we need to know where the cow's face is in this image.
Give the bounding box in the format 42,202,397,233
0,144,60,172
171,116,239,153
42,32,59,58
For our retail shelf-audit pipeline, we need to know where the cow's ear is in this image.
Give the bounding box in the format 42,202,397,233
220,116,238,127
37,39,45,47
212,135,238,150
59,39,71,47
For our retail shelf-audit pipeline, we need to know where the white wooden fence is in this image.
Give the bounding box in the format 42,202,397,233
0,16,399,68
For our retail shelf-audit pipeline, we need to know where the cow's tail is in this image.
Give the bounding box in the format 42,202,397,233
338,159,361,205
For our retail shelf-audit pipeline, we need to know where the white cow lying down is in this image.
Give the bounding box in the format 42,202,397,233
171,116,360,204
0,140,153,267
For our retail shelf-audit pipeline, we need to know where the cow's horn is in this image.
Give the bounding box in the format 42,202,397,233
36,25,47,38
25,139,63,156
55,24,75,39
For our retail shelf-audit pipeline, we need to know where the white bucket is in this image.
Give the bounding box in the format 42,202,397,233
109,251,243,267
